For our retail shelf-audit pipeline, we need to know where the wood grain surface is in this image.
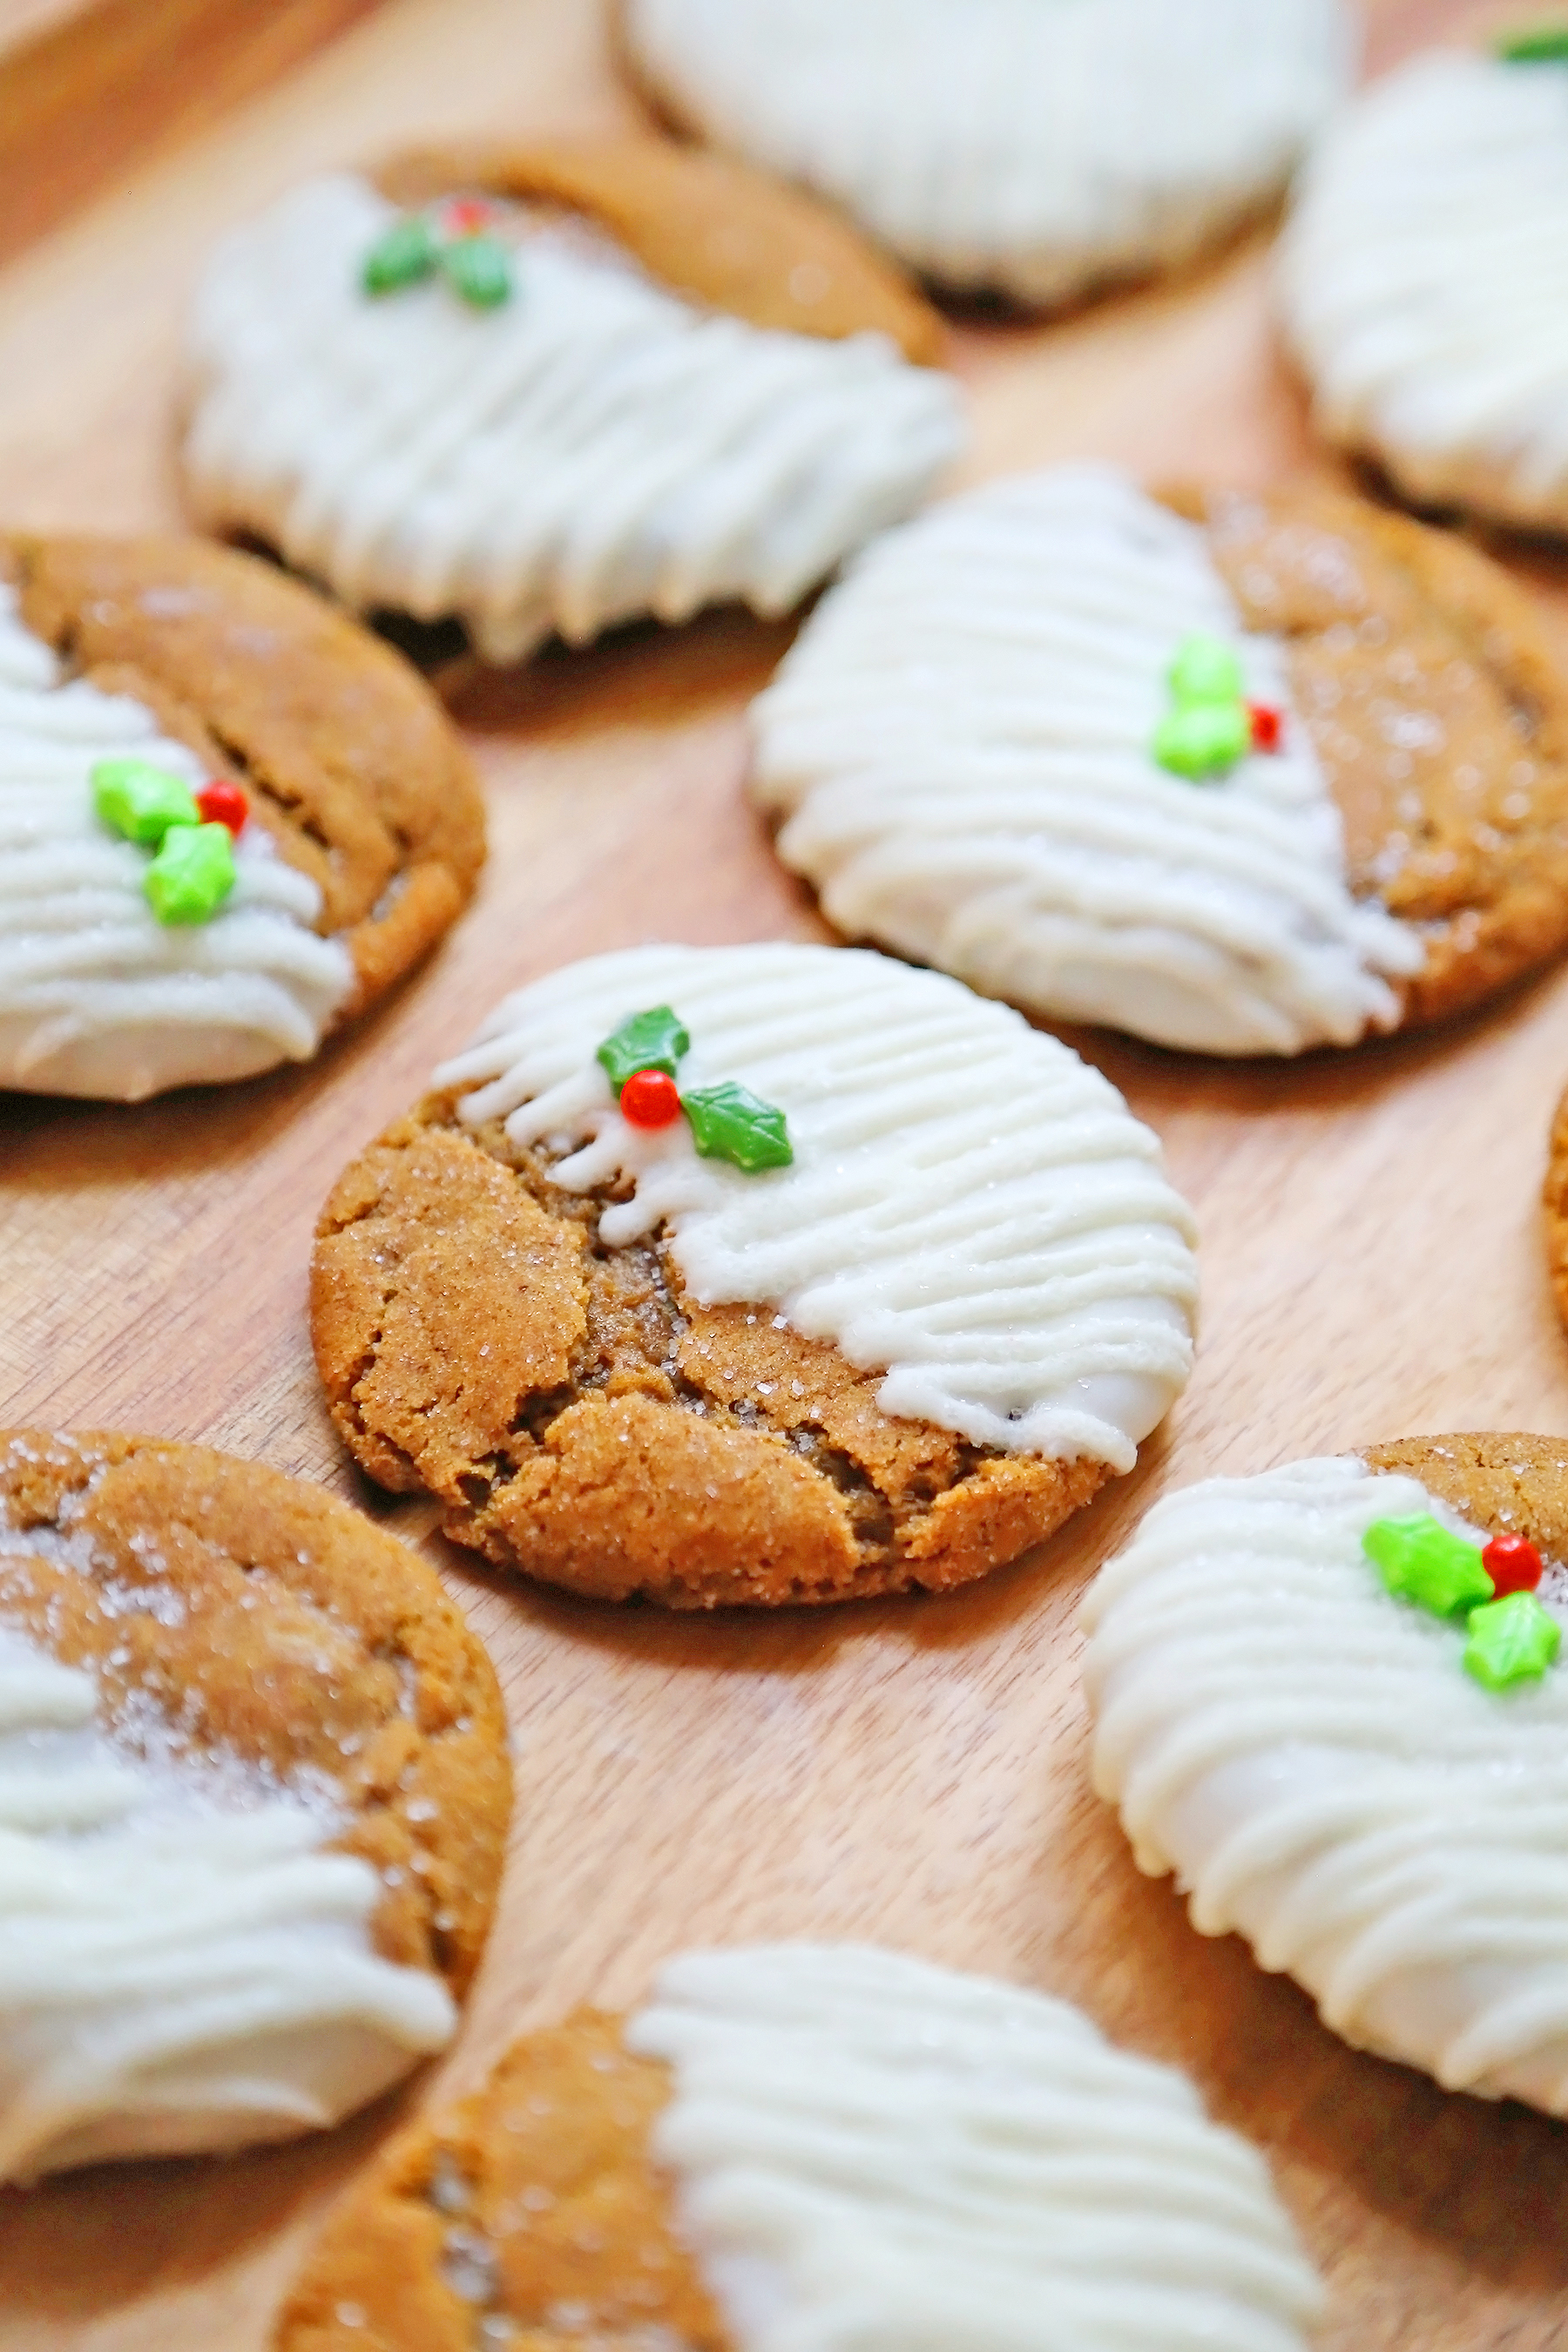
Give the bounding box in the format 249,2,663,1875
2,2,1565,2346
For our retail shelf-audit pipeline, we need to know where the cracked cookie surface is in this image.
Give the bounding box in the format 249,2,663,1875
310,1100,1106,1609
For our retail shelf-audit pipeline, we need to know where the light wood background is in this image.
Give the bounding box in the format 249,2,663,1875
3,2,1567,2345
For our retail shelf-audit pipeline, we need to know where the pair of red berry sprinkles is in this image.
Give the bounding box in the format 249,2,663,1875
595,1006,793,1175
362,196,513,309
91,758,249,925
1362,1512,1559,1691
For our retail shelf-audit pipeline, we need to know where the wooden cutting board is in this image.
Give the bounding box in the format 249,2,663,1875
3,1,1566,2344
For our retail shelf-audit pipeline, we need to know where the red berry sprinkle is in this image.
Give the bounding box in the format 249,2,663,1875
444,198,493,236
1247,702,1284,754
195,779,249,835
619,1068,683,1129
1483,1532,1544,1596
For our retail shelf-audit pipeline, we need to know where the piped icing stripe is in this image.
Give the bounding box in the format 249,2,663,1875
751,464,1423,1056
0,585,353,1101
627,1944,1324,2352
436,942,1198,1472
182,173,965,665
0,1621,453,2180
1082,1456,1568,2112
1280,51,1568,531
627,0,1351,302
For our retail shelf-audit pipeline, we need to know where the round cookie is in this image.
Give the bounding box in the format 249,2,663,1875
622,0,1354,309
274,1943,1323,2351
310,942,1199,1608
0,1429,510,2179
1083,1436,1568,2112
751,463,1568,1056
0,534,484,1101
1280,41,1568,534
181,138,963,666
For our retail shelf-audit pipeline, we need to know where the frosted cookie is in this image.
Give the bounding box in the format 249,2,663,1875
751,463,1568,1056
309,942,1198,1607
181,139,963,666
623,0,1354,309
1280,38,1568,532
0,1429,510,2179
1084,1435,1568,2112
0,534,484,1101
274,1942,1323,2351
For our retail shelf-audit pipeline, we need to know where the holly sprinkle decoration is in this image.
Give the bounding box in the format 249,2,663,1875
1497,24,1568,63
362,199,514,309
92,757,240,926
595,1005,793,1174
1362,1512,1561,1692
1153,632,1283,781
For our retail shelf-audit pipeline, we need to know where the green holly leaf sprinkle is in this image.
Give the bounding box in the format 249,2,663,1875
1497,24,1568,62
681,1081,793,1173
144,822,237,926
92,757,200,845
1168,631,1245,706
362,213,440,295
1463,1590,1562,1690
1153,700,1251,781
442,234,513,309
597,1005,692,1092
1363,1514,1494,1619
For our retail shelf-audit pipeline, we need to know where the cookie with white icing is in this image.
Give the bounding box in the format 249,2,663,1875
1084,1433,1568,2112
274,1942,1323,2351
751,463,1568,1056
181,138,963,666
0,1429,510,2180
622,0,1354,308
1280,40,1568,534
0,534,484,1101
309,942,1198,1607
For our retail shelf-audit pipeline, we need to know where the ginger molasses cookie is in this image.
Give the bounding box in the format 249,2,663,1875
275,1943,1323,2351
0,1429,510,2180
751,463,1568,1056
1084,1436,1568,2112
310,943,1198,1608
1281,36,1568,534
181,139,963,666
0,534,484,1101
623,0,1353,309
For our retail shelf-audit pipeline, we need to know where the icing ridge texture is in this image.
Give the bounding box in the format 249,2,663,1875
182,172,964,665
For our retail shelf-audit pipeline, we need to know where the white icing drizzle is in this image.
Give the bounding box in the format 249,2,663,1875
625,0,1352,305
181,173,965,666
0,585,354,1101
627,1944,1323,2352
1082,1455,1568,2113
436,942,1198,1473
1280,51,1568,531
0,1621,454,2180
751,465,1423,1058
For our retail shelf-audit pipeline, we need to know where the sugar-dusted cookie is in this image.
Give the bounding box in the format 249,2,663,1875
181,139,963,666
0,1429,510,2179
1084,1436,1568,2112
752,463,1568,1056
1280,39,1568,532
623,0,1354,309
274,1943,1323,2351
0,534,484,1101
310,943,1198,1607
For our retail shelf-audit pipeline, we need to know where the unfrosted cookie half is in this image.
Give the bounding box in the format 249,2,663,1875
274,1943,1323,2351
181,139,963,666
623,0,1354,308
1281,45,1568,533
1084,1436,1568,2112
0,534,484,1101
752,463,1568,1056
310,943,1198,1607
0,1430,510,2180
